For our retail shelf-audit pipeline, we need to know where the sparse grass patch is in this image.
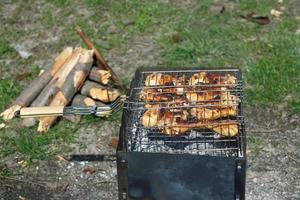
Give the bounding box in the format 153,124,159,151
288,99,300,114
41,10,54,26
85,0,103,6
249,135,264,153
51,0,70,7
0,79,21,111
0,161,12,177
0,40,14,56
0,119,78,162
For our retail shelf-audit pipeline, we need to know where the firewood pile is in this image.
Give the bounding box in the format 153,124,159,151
0,27,125,132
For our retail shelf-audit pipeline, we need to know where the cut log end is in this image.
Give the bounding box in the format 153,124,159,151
0,105,22,121
98,70,111,85
88,68,111,85
89,88,120,103
83,97,96,106
37,120,51,132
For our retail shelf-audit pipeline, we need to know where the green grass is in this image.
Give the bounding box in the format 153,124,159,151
249,135,264,153
51,0,69,7
0,119,78,162
155,0,300,112
85,0,103,6
0,79,21,111
0,40,14,56
41,10,54,26
0,161,12,177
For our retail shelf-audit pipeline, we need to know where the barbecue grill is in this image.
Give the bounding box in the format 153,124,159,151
117,67,246,200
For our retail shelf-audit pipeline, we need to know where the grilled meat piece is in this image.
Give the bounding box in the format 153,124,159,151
188,72,237,87
163,120,239,136
207,121,239,137
145,73,185,86
140,108,239,137
186,87,240,106
190,107,237,120
139,88,186,101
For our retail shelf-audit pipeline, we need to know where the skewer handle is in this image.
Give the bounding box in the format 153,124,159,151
19,106,64,118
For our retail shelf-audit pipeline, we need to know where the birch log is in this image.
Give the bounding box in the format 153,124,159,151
0,47,73,121
80,80,121,103
88,67,111,85
38,49,94,132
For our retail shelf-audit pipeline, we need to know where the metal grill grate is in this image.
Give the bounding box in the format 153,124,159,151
123,68,245,157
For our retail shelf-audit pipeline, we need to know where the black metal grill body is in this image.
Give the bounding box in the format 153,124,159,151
117,67,246,200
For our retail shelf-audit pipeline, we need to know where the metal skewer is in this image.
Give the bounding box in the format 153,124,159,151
16,95,126,118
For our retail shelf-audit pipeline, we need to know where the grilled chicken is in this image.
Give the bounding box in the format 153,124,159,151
186,87,240,106
188,72,237,87
190,107,237,120
208,122,239,137
140,108,238,136
164,120,239,137
144,73,185,86
139,88,186,101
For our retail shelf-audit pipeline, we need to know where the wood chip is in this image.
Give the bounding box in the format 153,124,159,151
0,123,6,129
109,137,119,148
83,167,96,175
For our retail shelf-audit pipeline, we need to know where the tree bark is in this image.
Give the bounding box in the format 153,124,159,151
38,49,94,132
88,67,111,85
1,47,73,121
80,80,121,103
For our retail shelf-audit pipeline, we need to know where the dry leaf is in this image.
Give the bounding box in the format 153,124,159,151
83,167,96,175
109,137,119,148
241,12,271,25
171,32,182,43
210,0,225,15
56,155,67,161
0,123,5,129
15,72,32,81
18,160,27,168
38,69,45,76
56,183,69,192
271,9,283,20
280,6,286,11
18,196,26,200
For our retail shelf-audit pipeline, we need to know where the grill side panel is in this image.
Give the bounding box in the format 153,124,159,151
120,152,245,200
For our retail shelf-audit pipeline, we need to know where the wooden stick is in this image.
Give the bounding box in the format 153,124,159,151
75,26,126,91
38,49,94,132
0,47,73,121
80,80,121,103
88,67,111,85
20,106,64,118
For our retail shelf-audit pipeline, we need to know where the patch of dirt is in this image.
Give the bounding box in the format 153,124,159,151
106,34,163,80
245,107,300,200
